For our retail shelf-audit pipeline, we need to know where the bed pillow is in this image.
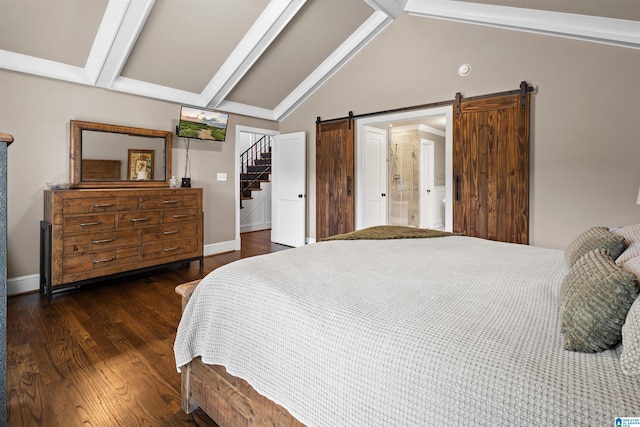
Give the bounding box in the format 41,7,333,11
559,248,639,352
622,256,640,279
621,296,640,375
564,226,626,267
614,224,640,267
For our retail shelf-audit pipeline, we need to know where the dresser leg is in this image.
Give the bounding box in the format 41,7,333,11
39,221,52,299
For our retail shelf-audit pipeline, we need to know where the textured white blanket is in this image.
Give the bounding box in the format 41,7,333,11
174,236,640,426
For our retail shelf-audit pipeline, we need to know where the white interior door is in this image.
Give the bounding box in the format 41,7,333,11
271,131,306,247
362,126,387,228
420,139,435,228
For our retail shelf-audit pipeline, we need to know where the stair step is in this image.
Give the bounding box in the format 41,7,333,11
241,181,263,189
242,187,262,193
241,173,270,181
254,158,271,166
247,165,271,173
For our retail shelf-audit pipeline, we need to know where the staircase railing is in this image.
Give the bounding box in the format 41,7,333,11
240,135,272,208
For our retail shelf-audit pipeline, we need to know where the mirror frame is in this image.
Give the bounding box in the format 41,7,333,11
70,120,172,188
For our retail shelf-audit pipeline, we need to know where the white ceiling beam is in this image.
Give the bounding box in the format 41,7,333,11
0,50,92,85
405,0,640,50
203,0,307,110
364,0,408,18
273,10,393,121
106,76,205,107
216,100,279,121
93,0,155,88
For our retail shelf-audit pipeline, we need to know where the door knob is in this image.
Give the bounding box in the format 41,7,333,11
298,194,304,198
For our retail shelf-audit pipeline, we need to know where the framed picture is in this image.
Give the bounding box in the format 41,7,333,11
128,149,154,180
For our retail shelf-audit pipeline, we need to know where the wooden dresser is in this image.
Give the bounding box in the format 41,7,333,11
40,187,203,297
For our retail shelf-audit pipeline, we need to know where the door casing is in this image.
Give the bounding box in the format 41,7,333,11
355,106,453,231
235,125,280,250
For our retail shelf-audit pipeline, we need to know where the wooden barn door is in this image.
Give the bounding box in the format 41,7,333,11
316,115,355,240
453,83,531,244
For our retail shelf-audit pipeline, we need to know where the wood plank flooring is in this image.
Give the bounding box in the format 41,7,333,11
7,230,290,427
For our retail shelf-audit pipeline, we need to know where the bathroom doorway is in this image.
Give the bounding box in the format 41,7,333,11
355,106,452,231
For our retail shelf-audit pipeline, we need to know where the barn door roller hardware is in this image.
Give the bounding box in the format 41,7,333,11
454,81,534,118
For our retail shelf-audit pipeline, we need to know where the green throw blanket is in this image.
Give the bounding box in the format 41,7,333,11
320,225,462,241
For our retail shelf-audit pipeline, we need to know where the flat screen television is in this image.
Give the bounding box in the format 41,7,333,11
177,106,229,141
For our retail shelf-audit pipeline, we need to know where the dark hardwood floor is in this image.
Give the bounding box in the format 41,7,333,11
7,230,290,427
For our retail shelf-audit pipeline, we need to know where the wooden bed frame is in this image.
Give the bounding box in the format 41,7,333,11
175,281,306,427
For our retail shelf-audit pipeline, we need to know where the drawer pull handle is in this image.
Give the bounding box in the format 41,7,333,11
163,247,179,252
131,217,150,222
163,230,179,235
163,200,179,204
79,221,102,227
92,238,115,244
93,257,115,264
92,203,114,208
173,214,189,219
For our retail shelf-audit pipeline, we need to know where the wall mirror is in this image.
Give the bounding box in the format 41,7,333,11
70,120,172,188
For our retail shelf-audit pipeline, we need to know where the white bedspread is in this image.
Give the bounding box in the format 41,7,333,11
174,235,640,426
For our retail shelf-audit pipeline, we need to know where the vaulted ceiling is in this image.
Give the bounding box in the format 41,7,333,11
1,0,638,122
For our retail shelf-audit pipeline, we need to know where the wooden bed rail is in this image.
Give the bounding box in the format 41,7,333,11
175,279,200,311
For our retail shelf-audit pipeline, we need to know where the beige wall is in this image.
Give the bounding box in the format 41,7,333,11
3,13,640,281
280,14,640,249
0,70,277,279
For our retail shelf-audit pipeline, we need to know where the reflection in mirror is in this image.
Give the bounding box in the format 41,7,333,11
70,120,172,188
80,132,165,181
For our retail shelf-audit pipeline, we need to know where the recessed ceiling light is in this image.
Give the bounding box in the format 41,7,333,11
458,64,471,76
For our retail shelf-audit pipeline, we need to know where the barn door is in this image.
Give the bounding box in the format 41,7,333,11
316,115,355,240
453,83,531,244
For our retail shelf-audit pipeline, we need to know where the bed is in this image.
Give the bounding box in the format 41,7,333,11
174,226,640,426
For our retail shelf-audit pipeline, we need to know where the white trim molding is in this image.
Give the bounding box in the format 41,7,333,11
405,0,640,50
8,274,39,296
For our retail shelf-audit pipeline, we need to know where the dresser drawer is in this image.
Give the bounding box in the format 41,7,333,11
140,222,199,242
140,194,198,210
62,196,139,214
141,237,199,261
163,208,199,224
63,197,117,214
63,213,117,235
117,211,162,228
62,246,140,276
63,229,140,255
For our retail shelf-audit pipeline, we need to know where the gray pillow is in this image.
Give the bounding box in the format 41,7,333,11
564,226,626,266
559,248,639,352
621,296,640,375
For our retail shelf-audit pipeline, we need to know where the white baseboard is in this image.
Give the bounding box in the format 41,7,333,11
8,274,39,296
204,240,237,256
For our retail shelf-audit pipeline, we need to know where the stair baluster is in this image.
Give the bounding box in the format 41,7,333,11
240,136,272,208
